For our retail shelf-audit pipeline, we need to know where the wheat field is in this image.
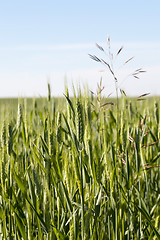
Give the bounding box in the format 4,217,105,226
0,84,160,240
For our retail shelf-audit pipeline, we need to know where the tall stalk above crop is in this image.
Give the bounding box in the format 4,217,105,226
89,36,145,108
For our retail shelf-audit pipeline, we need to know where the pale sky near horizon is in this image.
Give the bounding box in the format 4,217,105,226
0,1,160,98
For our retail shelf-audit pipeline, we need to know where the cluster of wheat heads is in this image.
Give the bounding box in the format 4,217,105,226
0,86,160,239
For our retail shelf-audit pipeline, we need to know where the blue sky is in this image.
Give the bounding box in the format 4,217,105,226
0,0,160,97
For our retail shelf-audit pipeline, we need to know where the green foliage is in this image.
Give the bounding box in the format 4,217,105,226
0,93,160,239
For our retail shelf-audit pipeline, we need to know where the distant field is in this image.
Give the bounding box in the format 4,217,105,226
0,95,158,116
0,97,65,122
0,92,160,239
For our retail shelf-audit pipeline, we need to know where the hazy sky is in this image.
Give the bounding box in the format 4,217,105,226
0,0,160,97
